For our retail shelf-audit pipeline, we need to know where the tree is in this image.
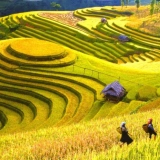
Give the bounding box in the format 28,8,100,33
125,0,129,7
155,0,160,16
121,0,125,9
121,0,130,8
135,0,140,10
50,2,61,11
150,0,156,16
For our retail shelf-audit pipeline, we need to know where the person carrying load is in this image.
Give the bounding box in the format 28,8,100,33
142,118,157,140
118,122,133,147
147,118,157,140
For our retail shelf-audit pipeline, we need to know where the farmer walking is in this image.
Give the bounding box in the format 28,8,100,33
147,118,157,140
119,122,133,147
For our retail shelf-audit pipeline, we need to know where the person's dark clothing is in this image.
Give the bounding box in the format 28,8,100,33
148,124,157,139
120,127,133,145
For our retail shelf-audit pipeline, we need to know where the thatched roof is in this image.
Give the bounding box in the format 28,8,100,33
118,34,130,42
101,81,126,99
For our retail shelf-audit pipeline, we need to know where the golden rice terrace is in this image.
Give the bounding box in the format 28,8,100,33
1,6,160,134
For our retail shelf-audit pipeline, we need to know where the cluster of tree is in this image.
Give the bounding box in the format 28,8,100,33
0,15,20,39
50,2,61,11
121,0,129,8
121,0,160,15
150,0,160,16
121,0,140,9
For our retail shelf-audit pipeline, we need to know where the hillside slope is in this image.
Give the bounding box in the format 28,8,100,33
0,108,159,159
0,5,160,134
0,5,160,160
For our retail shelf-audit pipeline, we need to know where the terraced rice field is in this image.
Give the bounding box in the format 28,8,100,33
1,9,159,64
1,6,160,134
0,38,107,133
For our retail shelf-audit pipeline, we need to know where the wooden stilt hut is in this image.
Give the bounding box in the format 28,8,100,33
101,81,126,102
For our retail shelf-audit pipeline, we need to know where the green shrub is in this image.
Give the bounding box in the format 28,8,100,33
136,85,157,101
9,23,20,32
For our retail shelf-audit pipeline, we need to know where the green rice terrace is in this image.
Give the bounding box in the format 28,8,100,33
0,5,160,159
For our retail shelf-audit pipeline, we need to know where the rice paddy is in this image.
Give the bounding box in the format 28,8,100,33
0,4,160,159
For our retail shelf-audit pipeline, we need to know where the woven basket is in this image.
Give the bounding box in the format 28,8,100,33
116,127,122,134
142,124,148,133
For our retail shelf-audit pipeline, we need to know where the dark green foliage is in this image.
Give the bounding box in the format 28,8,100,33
50,2,61,11
150,0,156,15
0,17,20,39
0,22,10,39
9,23,20,32
135,0,140,9
0,22,10,33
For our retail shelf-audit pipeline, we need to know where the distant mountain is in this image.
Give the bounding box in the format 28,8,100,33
0,0,151,17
